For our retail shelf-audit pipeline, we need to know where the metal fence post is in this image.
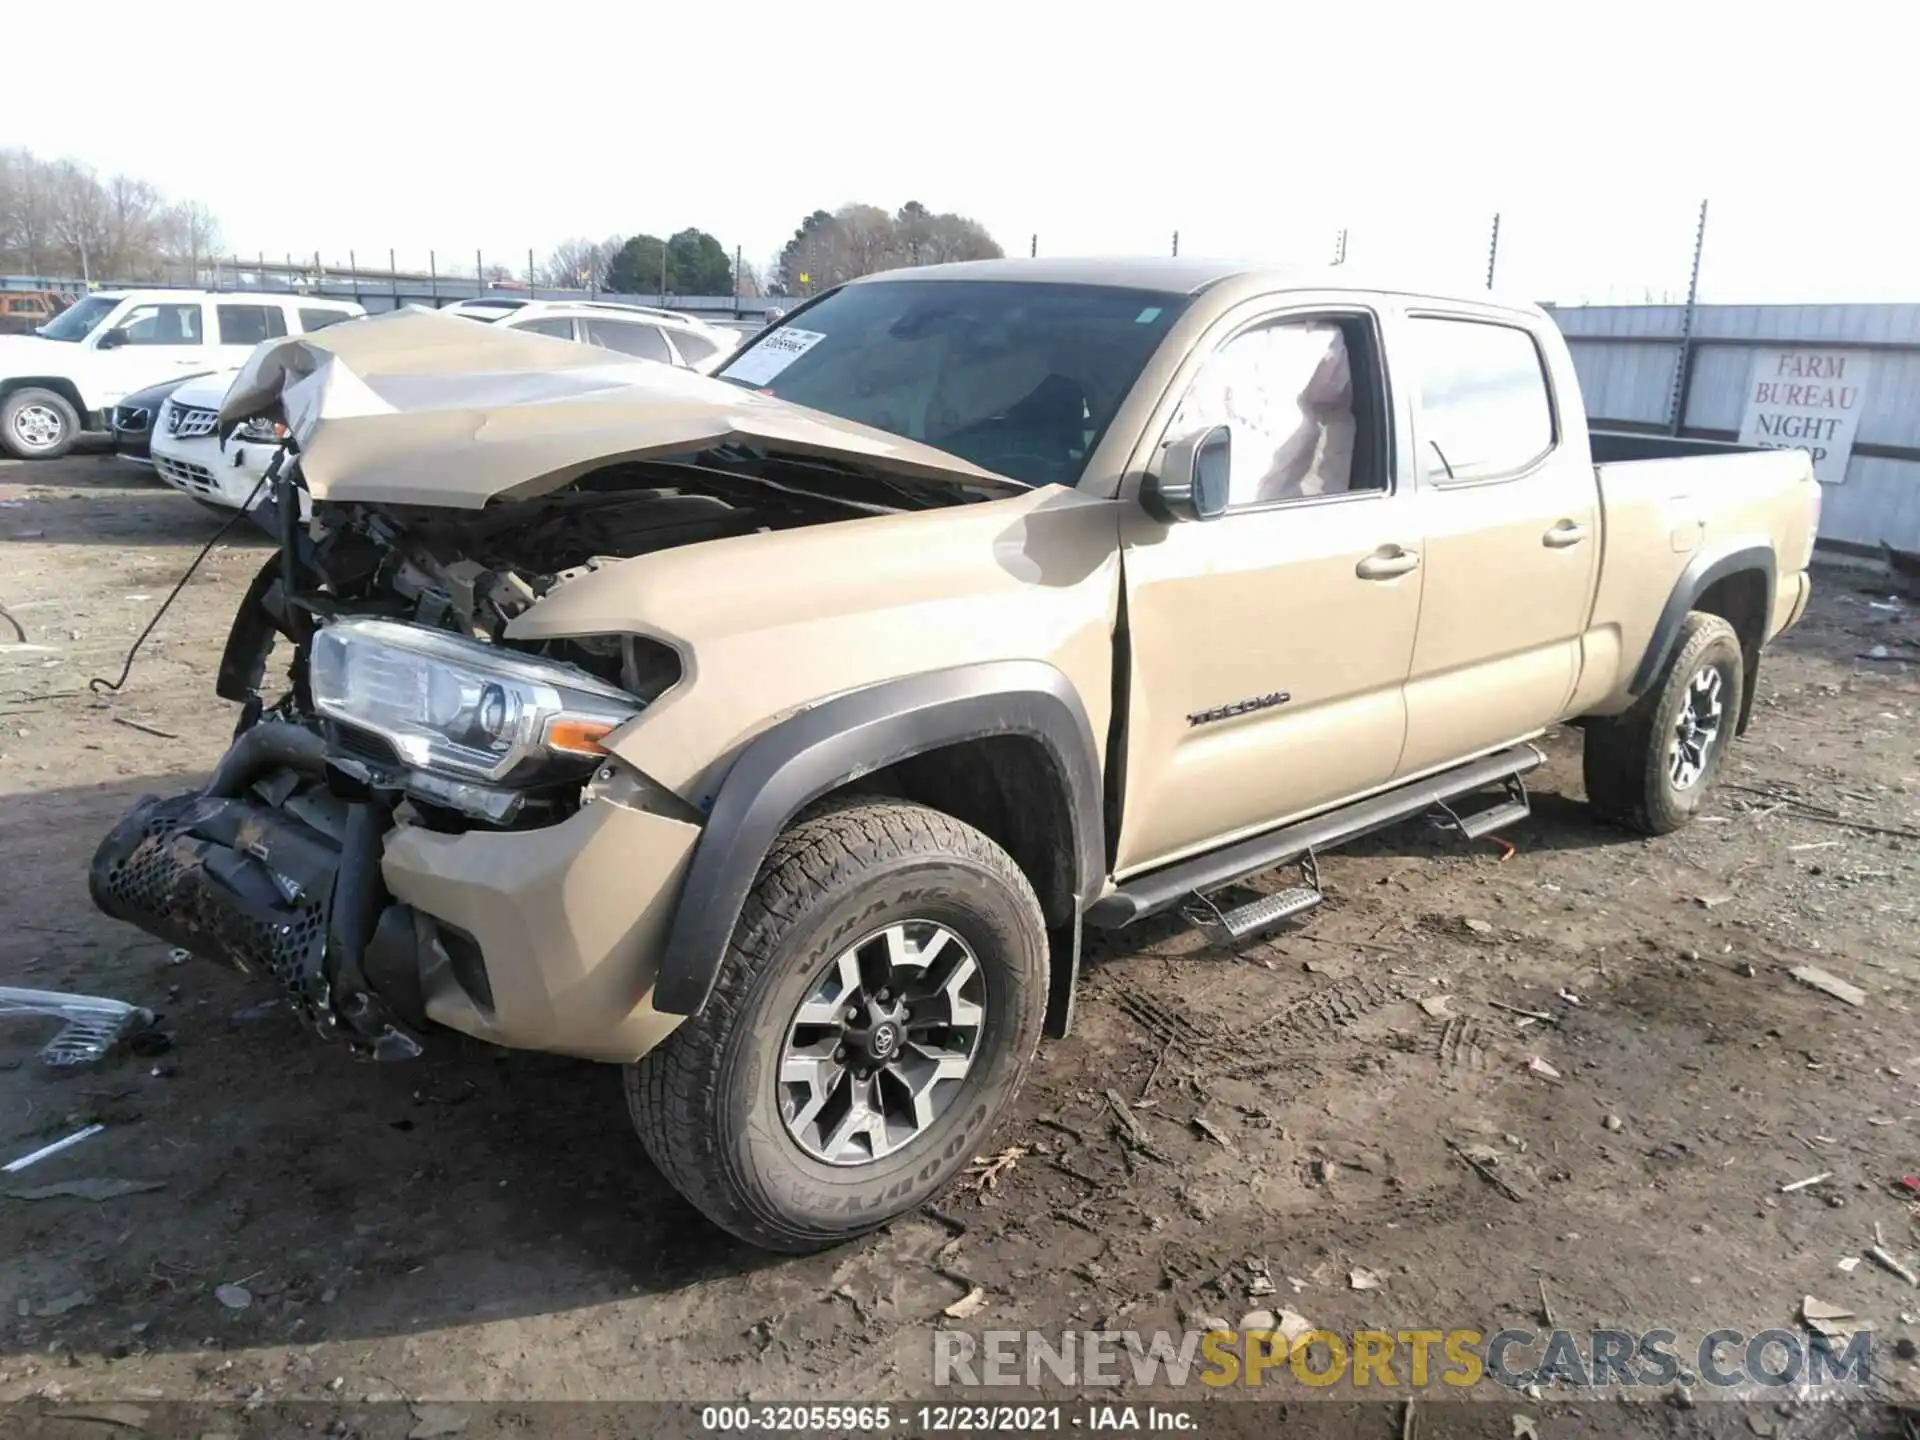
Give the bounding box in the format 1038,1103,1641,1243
1667,199,1710,436
1486,213,1501,290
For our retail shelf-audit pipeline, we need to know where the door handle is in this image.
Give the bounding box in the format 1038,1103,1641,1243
1543,520,1588,548
1356,546,1420,580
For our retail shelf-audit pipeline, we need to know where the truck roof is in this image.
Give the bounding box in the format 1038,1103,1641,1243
850,256,1541,315
850,256,1249,294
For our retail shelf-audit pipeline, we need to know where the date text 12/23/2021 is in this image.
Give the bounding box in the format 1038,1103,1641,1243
700,1405,1196,1432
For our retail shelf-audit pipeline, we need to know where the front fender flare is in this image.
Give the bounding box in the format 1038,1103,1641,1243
651,660,1105,1017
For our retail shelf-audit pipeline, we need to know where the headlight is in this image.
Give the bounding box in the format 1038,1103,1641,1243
310,619,641,786
236,418,287,443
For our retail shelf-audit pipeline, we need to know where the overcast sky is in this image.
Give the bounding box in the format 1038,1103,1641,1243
10,0,1913,305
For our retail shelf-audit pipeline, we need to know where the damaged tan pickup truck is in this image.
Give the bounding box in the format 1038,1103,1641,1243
91,259,1820,1252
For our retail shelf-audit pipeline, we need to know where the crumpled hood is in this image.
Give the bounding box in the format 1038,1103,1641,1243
216,308,1029,509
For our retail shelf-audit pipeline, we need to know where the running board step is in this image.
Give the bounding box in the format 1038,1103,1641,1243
1087,743,1546,930
1201,885,1325,942
1431,773,1532,841
1456,799,1531,840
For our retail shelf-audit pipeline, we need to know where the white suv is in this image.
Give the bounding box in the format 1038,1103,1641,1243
0,290,363,459
441,299,740,373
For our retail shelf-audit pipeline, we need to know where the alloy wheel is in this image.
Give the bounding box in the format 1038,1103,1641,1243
778,920,985,1166
10,404,64,452
1668,664,1726,790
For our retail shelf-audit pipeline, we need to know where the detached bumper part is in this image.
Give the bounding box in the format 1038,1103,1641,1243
0,987,154,1068
91,723,706,1064
88,724,421,1060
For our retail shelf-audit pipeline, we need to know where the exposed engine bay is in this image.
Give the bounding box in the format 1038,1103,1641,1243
212,453,961,821
90,449,974,1058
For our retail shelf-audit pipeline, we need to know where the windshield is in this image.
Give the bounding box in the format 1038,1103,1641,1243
36,295,121,342
717,280,1190,487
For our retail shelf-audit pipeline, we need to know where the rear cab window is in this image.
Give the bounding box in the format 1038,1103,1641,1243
1407,316,1556,483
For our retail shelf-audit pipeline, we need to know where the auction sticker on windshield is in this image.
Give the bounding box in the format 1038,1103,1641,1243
724,327,827,386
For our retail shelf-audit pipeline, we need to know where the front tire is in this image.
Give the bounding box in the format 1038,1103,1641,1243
1,387,80,460
1583,611,1745,835
628,797,1049,1252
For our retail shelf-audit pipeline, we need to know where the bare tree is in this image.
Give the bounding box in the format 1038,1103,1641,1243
0,147,224,282
542,233,630,290
46,161,110,283
0,149,56,274
542,236,598,288
160,200,221,268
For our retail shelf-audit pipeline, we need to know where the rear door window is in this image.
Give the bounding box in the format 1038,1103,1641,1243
669,330,721,366
517,316,578,340
1408,317,1555,483
216,305,288,345
583,318,674,362
298,308,354,332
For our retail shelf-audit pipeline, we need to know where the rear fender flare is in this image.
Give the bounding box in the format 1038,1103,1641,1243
651,660,1104,1017
1628,541,1775,699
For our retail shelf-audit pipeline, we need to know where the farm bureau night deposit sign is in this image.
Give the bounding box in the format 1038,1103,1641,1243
1736,348,1872,485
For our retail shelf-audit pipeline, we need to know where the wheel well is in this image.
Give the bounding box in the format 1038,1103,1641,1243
840,735,1080,931
0,376,90,422
1692,568,1768,733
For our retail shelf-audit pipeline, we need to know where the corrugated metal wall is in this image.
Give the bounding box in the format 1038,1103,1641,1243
1549,302,1920,552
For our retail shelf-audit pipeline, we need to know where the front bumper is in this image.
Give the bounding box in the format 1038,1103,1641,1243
151,437,289,512
382,786,698,1062
90,726,701,1063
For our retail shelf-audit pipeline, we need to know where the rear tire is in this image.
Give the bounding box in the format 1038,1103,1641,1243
1,387,80,460
627,797,1049,1252
1583,611,1744,836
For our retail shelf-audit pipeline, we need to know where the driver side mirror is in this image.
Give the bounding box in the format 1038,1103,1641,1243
1142,425,1232,523
96,327,131,350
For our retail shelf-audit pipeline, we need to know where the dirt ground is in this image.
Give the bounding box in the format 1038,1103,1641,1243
2,451,1918,1430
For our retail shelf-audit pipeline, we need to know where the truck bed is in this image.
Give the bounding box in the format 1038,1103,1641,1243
1580,444,1820,718
1588,429,1761,464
